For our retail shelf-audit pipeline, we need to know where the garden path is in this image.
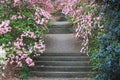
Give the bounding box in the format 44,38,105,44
29,16,93,80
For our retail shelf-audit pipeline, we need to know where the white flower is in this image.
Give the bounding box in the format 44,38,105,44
0,46,6,56
0,46,6,64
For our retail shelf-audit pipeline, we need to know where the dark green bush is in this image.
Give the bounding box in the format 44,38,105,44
91,0,120,80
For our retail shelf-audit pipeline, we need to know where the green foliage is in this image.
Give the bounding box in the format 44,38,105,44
0,0,48,79
20,66,29,79
89,0,120,80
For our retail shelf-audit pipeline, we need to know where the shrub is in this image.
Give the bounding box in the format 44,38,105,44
92,0,120,80
0,0,53,79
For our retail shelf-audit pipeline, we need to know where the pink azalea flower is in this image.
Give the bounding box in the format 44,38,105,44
25,57,33,65
18,15,23,19
30,32,36,39
17,61,22,67
29,62,35,67
16,50,23,56
40,8,51,19
39,18,45,25
9,54,15,59
0,20,11,34
31,0,37,3
14,42,20,48
11,15,17,19
87,14,92,21
21,54,28,59
10,61,14,64
16,56,19,60
14,0,20,6
36,19,40,24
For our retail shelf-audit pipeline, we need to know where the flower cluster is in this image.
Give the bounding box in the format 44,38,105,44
34,7,51,26
0,0,53,78
4,33,45,68
54,0,68,11
30,0,54,13
61,0,103,54
62,0,80,15
34,39,45,54
13,31,36,49
0,20,11,34
6,52,34,67
10,14,24,20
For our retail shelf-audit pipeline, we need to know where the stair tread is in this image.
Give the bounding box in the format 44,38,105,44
50,21,71,26
35,61,90,62
34,56,89,58
31,66,92,68
30,71,93,73
35,61,91,66
30,66,92,72
33,56,89,61
27,77,93,80
41,53,87,56
45,34,82,53
30,71,93,78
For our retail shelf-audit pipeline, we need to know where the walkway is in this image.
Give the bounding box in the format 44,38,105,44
29,20,93,80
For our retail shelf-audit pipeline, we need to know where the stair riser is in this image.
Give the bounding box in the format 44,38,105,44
30,72,92,78
30,67,92,72
33,57,89,61
50,21,71,26
48,28,74,34
35,61,90,66
41,53,87,56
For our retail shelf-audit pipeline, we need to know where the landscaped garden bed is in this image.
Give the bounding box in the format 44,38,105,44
0,0,120,80
0,0,53,79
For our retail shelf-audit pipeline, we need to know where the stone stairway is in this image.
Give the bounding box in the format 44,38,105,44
29,21,93,79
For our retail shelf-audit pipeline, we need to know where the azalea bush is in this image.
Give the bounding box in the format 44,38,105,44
61,0,103,54
54,0,120,79
0,0,53,79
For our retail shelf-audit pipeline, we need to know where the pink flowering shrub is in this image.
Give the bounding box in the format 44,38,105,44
0,0,53,78
61,0,103,54
0,20,11,34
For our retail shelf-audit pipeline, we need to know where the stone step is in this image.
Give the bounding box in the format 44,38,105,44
27,77,93,80
33,56,89,61
45,34,82,53
29,71,93,78
48,21,74,34
48,27,74,34
50,21,71,26
35,61,91,66
30,66,92,72
49,25,71,28
41,53,87,56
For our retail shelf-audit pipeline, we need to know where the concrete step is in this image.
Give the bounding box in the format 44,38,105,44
48,21,74,34
30,66,92,72
45,34,82,53
29,71,93,78
41,53,87,56
35,61,91,66
48,27,74,34
49,25,71,28
27,77,93,80
33,56,89,61
29,31,93,78
50,21,71,26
